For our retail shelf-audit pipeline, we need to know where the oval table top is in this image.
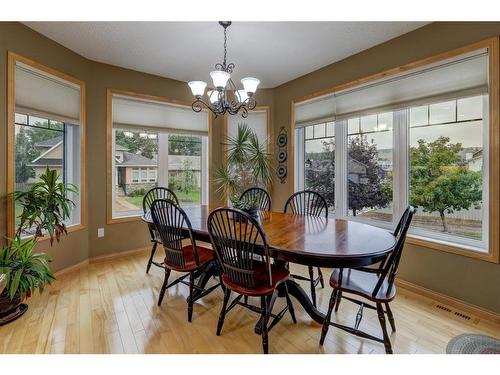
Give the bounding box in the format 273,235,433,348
142,205,396,268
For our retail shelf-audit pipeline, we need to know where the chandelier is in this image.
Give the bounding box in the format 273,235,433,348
188,21,260,118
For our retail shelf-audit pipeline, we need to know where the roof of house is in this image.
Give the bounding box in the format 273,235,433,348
115,143,129,151
34,135,63,148
117,151,157,167
27,158,63,167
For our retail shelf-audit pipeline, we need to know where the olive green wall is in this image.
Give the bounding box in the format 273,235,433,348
0,22,90,272
272,22,500,313
1,21,499,313
0,22,274,266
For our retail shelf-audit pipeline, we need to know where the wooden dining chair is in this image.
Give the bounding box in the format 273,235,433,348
207,207,296,354
239,187,271,211
151,199,220,322
284,190,328,307
143,187,179,273
320,206,415,353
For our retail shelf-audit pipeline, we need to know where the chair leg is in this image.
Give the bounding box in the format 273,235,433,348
261,295,269,354
187,272,194,322
146,241,158,274
385,302,396,332
284,283,296,324
158,268,171,306
317,267,324,288
308,266,317,307
319,289,338,345
244,296,248,305
376,303,393,354
334,291,342,312
216,288,231,336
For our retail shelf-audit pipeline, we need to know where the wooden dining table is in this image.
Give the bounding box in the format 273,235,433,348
142,205,396,333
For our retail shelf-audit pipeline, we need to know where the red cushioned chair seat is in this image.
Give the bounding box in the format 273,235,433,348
222,261,290,296
164,245,214,272
329,268,396,303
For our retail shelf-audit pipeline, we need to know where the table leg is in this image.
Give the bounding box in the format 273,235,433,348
190,261,220,301
285,279,325,324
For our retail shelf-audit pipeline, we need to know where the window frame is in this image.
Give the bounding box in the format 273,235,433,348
291,37,500,263
106,88,212,223
6,52,87,239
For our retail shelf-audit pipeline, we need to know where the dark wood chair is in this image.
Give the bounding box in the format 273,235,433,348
143,187,179,273
207,207,296,354
239,187,271,211
151,199,220,322
320,206,415,353
284,190,328,307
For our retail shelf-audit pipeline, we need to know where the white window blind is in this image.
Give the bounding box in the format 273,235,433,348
227,109,269,145
112,95,208,135
15,62,81,124
294,49,488,126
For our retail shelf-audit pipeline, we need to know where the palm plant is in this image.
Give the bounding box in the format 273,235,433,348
215,123,274,204
0,238,54,300
0,167,76,320
13,167,77,244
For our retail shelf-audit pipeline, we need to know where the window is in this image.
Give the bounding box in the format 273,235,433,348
302,122,335,213
9,55,83,237
109,91,209,220
294,44,496,256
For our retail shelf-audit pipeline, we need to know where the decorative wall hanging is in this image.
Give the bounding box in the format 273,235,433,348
276,127,287,183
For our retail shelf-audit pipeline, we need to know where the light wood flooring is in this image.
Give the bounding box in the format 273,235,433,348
1,249,499,354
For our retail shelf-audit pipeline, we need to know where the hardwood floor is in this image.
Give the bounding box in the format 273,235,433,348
1,249,499,354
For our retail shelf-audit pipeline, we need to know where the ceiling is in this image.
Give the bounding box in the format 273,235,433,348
24,22,428,88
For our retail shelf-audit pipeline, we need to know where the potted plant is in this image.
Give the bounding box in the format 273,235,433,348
215,123,274,214
0,167,77,326
230,195,260,219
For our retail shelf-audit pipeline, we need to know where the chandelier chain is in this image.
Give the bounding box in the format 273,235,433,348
223,25,227,68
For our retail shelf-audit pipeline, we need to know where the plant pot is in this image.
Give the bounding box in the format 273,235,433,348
242,207,259,220
0,290,28,326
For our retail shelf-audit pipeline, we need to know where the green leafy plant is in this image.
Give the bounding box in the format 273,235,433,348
230,195,259,211
13,167,77,244
0,238,54,300
0,167,77,303
215,123,274,201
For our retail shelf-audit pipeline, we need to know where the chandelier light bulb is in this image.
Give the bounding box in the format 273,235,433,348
188,81,207,97
241,77,260,95
210,71,231,89
207,90,219,104
237,89,248,103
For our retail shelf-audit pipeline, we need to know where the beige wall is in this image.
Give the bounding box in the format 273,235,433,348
1,21,500,313
272,22,500,313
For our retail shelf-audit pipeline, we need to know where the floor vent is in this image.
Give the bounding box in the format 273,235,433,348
435,304,472,321
454,311,472,321
436,304,452,312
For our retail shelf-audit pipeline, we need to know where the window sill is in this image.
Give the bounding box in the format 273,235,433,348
24,223,87,243
406,235,499,264
107,215,143,225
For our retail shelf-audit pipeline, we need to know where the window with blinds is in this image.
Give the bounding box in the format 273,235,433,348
110,93,209,218
294,47,491,253
13,61,83,235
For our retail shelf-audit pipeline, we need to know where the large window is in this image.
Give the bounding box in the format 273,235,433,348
109,91,209,220
294,44,496,256
9,55,83,237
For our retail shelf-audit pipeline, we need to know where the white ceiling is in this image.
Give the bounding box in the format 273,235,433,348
24,22,428,88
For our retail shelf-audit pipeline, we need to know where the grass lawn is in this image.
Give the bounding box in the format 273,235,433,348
125,190,201,208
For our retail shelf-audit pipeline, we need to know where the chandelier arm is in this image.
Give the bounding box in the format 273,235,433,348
192,98,210,113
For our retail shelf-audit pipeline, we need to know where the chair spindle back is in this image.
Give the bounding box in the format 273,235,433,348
240,187,271,211
143,187,179,214
284,190,328,218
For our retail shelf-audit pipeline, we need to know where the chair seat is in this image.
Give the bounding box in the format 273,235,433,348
222,261,290,296
329,268,396,302
164,245,214,272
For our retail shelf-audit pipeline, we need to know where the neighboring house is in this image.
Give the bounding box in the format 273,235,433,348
114,144,202,196
26,135,63,183
466,149,483,172
115,144,158,195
